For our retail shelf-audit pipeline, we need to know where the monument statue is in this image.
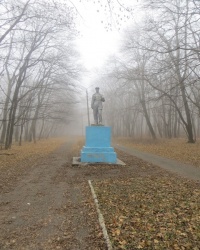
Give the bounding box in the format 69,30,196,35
91,87,105,125
78,86,117,164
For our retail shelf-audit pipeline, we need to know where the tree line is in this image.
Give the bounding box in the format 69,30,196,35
0,0,81,149
1,0,199,147
99,0,200,143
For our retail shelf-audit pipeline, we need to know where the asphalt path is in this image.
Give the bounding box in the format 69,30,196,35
114,144,200,181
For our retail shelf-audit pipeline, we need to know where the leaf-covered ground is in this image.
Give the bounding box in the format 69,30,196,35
0,137,106,249
1,137,200,249
115,138,200,168
0,138,67,169
94,150,200,250
0,138,69,194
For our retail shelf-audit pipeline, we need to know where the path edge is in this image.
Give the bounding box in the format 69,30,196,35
88,180,113,250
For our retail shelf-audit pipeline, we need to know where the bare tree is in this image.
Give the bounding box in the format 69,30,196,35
0,0,80,149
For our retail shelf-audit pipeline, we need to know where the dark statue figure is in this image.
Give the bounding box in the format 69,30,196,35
91,87,105,125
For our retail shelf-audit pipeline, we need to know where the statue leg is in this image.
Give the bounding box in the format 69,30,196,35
98,108,103,124
93,107,98,124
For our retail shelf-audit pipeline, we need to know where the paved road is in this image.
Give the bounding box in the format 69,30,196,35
115,144,200,181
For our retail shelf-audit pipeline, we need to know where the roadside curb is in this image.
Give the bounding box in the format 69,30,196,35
88,180,113,250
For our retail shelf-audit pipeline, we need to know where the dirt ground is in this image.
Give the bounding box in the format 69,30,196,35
0,138,106,250
0,138,199,249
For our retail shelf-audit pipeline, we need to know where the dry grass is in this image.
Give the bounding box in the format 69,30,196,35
115,137,200,167
0,137,67,169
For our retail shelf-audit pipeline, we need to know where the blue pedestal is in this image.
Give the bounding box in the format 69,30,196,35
81,126,117,163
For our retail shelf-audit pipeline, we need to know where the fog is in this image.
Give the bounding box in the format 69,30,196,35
0,0,200,149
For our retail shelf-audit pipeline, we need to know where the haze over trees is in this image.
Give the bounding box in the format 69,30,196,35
1,0,200,149
98,0,200,143
0,0,81,149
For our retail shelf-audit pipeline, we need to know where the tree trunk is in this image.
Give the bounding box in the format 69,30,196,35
180,81,195,143
140,99,156,140
15,125,19,142
0,84,12,144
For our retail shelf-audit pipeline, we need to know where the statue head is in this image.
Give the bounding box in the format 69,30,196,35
95,87,99,92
